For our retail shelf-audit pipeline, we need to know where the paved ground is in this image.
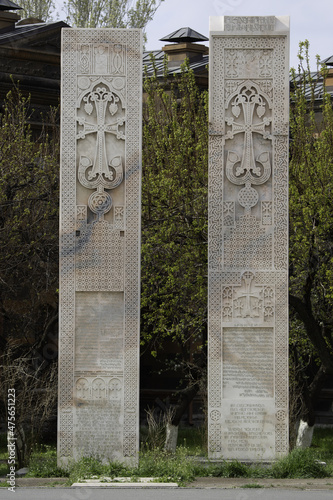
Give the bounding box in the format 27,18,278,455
190,477,333,489
1,487,333,500
1,476,333,489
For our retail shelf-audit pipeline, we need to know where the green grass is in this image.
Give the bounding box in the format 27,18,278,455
26,444,331,486
240,483,265,488
270,447,330,479
66,447,197,486
0,464,7,476
177,427,207,455
312,427,333,470
1,427,332,485
0,434,7,461
26,445,69,478
0,434,8,476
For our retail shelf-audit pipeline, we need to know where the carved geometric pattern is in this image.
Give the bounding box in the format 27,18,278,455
223,201,235,226
274,136,289,270
223,215,272,269
262,201,272,225
59,28,141,466
209,17,289,460
114,206,125,229
58,412,74,457
257,80,273,99
276,421,289,456
123,411,137,457
58,30,77,463
225,49,273,78
208,136,224,270
209,423,222,453
75,222,124,291
122,29,141,460
208,272,222,409
210,410,221,422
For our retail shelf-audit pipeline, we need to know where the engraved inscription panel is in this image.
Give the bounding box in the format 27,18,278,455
74,375,124,461
224,16,276,32
223,327,274,399
208,16,289,460
220,400,276,459
75,292,124,372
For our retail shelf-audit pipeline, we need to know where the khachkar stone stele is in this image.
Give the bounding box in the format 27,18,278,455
208,16,289,460
58,29,142,465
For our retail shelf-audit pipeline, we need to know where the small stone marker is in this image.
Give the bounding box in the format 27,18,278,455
58,28,142,466
208,16,289,460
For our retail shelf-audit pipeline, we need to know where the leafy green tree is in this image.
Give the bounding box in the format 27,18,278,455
15,0,55,22
0,88,59,350
141,62,208,448
289,41,333,445
66,0,164,33
0,88,59,463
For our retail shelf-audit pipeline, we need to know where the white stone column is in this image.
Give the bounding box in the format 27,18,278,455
58,28,142,466
208,16,289,460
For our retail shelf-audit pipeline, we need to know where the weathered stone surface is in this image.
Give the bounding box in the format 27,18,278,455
208,16,289,460
58,28,142,466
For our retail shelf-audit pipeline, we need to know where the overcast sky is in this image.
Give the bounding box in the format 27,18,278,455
144,0,333,69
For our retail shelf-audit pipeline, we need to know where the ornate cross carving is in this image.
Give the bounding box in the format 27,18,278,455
225,81,272,213
77,84,125,219
77,86,125,182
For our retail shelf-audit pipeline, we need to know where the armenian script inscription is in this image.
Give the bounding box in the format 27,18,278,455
208,16,289,460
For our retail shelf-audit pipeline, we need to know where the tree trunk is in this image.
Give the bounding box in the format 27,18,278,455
289,293,333,449
295,419,315,448
163,381,200,452
164,423,179,452
15,424,27,468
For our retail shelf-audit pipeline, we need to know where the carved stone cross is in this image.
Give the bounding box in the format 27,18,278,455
234,271,261,318
225,82,271,178
77,86,125,184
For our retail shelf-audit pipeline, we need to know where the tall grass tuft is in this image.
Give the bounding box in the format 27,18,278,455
271,448,329,478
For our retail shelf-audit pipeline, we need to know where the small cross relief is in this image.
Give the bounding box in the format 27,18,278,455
222,271,274,322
